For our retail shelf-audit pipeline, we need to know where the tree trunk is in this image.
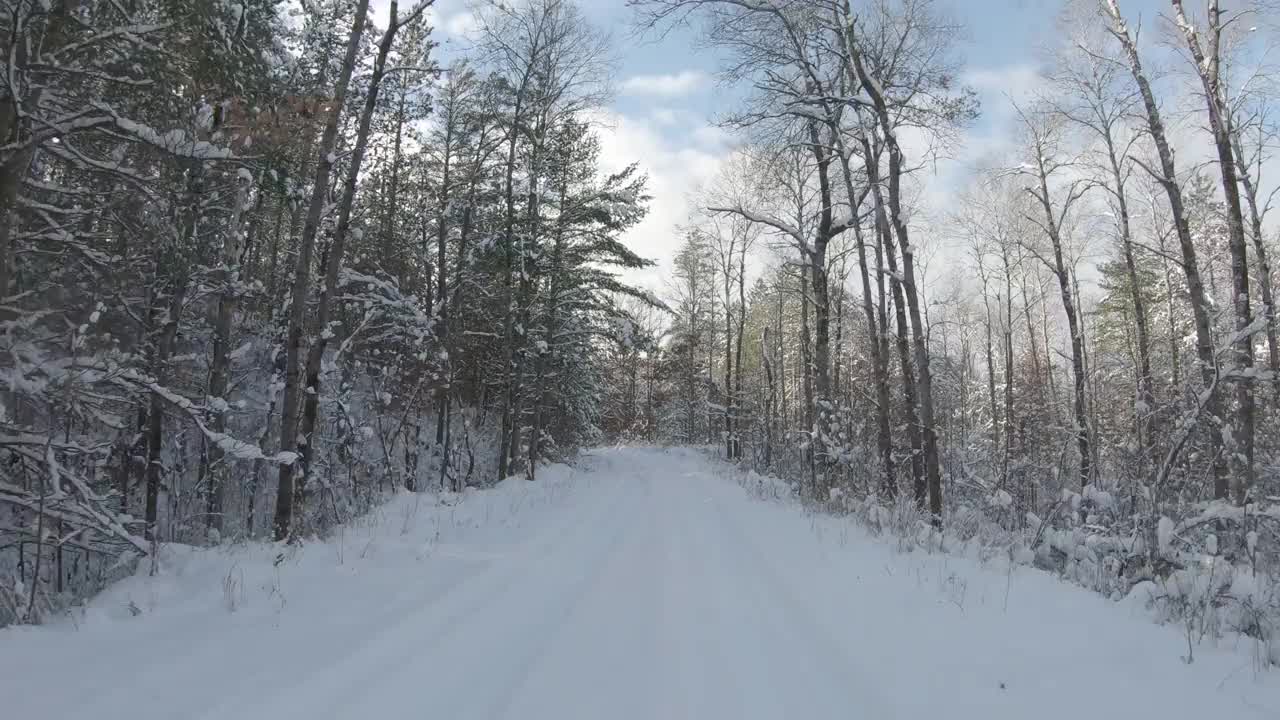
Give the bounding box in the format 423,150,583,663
432,94,458,488
382,88,407,284
722,235,735,459
982,276,1000,469
496,69,535,483
295,1,408,510
833,140,894,497
205,171,253,536
777,279,787,435
845,26,942,524
527,162,569,480
1104,0,1226,498
1000,247,1015,488
1026,142,1092,490
762,325,775,469
272,0,372,541
860,135,921,505
508,111,549,477
1102,132,1157,474
800,263,816,493
808,121,834,406
1231,130,1279,387
145,267,189,542
734,234,747,460
1170,0,1254,504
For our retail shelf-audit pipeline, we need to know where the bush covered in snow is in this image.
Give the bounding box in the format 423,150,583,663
715,453,1280,667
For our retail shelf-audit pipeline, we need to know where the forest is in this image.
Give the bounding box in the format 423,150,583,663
0,0,654,621
2,0,1278,655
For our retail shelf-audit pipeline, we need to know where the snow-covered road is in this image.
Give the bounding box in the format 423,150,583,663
4,447,1279,719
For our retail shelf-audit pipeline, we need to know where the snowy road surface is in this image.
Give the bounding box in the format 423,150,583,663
4,447,1279,719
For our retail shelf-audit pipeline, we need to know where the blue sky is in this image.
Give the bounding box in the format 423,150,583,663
376,0,1183,289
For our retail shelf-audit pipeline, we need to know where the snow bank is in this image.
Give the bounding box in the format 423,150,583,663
0,458,595,716
4,446,1279,719
673,449,1280,718
714,454,1280,675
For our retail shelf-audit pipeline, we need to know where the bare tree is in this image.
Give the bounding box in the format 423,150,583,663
1100,0,1226,499
1011,103,1095,489
837,0,974,522
1169,0,1255,504
1053,29,1158,474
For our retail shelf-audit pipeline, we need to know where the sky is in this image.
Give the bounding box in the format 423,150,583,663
371,0,1197,293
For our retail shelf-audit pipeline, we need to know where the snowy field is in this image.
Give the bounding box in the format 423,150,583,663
3,446,1279,719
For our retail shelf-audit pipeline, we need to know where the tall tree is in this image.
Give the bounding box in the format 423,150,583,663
1013,104,1094,489
1169,0,1254,505
1101,0,1226,499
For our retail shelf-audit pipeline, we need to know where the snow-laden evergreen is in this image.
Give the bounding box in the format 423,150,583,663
0,0,652,623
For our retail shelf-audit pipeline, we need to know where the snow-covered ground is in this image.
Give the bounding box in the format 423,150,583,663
4,447,1279,719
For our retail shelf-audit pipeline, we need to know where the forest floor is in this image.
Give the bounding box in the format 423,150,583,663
4,446,1280,719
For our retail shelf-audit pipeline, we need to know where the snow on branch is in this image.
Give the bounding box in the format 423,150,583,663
116,370,297,466
706,205,808,250
98,105,234,160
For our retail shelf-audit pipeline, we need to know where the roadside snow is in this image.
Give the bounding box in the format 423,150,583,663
0,460,596,718
2,447,1278,719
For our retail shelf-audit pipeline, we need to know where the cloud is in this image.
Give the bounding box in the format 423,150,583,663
586,108,728,291
368,0,475,38
619,70,712,98
439,10,479,37
648,108,686,126
963,64,1043,98
890,64,1046,288
900,63,1044,219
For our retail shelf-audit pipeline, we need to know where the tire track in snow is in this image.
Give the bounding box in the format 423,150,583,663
195,465,631,720
697,466,901,719
476,469,654,719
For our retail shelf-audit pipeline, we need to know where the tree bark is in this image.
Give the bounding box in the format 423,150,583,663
295,0,412,508
496,52,539,484
1169,0,1253,503
799,263,816,492
1000,246,1015,488
1101,131,1157,472
273,0,372,541
734,231,748,460
721,231,735,459
1103,0,1225,497
206,171,253,536
527,152,569,480
762,325,775,469
1232,129,1279,387
831,125,894,497
1028,149,1092,489
860,134,921,505
845,29,943,521
981,271,1000,473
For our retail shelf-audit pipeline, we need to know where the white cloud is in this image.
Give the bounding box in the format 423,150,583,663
649,108,685,126
899,63,1048,223
691,124,730,148
892,64,1046,292
963,64,1043,98
619,70,711,98
586,108,728,291
369,0,475,38
440,10,479,37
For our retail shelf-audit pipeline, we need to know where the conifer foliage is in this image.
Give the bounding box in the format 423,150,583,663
0,0,650,623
